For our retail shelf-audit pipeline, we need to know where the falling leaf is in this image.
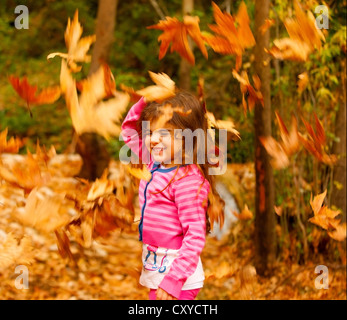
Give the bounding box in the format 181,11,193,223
233,204,253,220
47,10,96,72
205,112,240,140
274,205,283,216
54,229,74,261
299,114,337,165
297,71,309,94
147,15,207,65
0,150,51,190
8,76,61,116
266,1,325,61
14,187,70,233
203,2,255,70
260,112,300,169
136,71,176,103
0,128,26,154
328,223,347,242
62,60,130,140
309,190,342,231
126,165,152,182
232,70,264,114
206,191,225,229
120,83,143,102
259,19,275,35
87,171,114,201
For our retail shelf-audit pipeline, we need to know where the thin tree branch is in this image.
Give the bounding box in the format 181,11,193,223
149,0,166,20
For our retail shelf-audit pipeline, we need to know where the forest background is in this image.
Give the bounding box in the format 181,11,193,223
0,0,346,300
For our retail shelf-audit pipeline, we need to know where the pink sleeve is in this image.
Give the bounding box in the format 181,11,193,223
121,97,150,163
158,176,210,299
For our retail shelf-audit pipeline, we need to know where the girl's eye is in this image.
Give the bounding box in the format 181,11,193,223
158,130,171,137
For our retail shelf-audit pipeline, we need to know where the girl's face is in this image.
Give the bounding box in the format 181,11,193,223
144,120,182,167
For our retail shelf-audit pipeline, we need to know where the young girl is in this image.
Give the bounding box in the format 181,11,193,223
121,91,224,300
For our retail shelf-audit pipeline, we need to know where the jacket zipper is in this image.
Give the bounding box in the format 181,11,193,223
139,164,160,241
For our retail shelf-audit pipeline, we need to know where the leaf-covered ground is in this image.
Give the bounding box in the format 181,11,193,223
0,153,346,300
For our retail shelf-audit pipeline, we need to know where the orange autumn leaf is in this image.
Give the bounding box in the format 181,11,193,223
266,1,325,61
328,223,347,242
136,71,176,103
14,187,69,234
119,83,143,102
297,71,309,94
259,112,300,169
204,2,255,71
259,18,275,35
309,190,342,233
232,69,263,114
0,128,26,154
0,150,51,190
299,113,337,165
62,60,130,140
148,15,207,65
126,165,152,182
87,170,114,201
0,233,34,271
233,204,253,220
47,10,96,72
8,75,61,116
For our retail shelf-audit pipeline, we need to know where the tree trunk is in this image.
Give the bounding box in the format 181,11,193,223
76,0,118,180
253,0,276,276
331,62,346,222
178,0,193,91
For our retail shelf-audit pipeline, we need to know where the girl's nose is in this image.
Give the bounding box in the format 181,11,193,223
151,131,161,143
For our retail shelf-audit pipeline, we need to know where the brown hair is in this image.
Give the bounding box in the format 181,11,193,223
136,91,225,234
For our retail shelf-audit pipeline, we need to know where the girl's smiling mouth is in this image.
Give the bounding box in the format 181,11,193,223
152,146,167,154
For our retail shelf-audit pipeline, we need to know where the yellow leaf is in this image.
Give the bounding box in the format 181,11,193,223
126,165,152,182
136,71,176,103
47,10,96,72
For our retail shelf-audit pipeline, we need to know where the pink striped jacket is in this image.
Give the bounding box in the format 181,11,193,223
121,97,210,298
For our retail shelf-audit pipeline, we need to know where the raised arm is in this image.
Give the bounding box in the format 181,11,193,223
121,97,150,164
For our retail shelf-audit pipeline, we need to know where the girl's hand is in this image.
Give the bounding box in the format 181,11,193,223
156,288,177,300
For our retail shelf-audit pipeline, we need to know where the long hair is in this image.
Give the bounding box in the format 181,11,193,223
136,91,225,234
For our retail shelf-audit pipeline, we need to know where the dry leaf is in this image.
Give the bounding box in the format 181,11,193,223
309,190,342,233
62,60,130,140
0,233,34,271
147,15,207,65
136,71,176,103
47,10,96,72
297,71,309,94
233,204,253,220
0,128,26,154
259,112,300,169
14,187,69,233
232,70,264,114
266,1,325,61
259,19,275,35
126,165,152,182
203,2,255,70
328,223,347,242
9,76,61,116
299,114,337,165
